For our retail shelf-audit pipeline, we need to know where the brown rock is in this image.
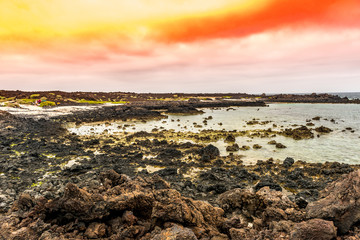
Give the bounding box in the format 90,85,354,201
290,219,336,240
152,224,197,240
85,222,107,239
306,170,360,235
12,193,34,211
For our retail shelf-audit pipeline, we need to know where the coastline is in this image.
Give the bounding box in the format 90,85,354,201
1,94,360,239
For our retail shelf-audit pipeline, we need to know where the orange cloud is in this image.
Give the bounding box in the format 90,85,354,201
154,0,360,43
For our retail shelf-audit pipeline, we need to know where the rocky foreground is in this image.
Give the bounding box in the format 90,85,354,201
1,169,360,239
1,102,360,239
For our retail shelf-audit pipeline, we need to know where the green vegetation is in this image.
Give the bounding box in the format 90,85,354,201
40,101,56,107
222,96,232,99
30,94,40,99
17,99,35,104
31,181,44,187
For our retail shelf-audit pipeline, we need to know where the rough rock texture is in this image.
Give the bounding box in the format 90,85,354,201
0,170,225,239
219,187,305,228
290,219,337,240
199,144,220,162
2,170,360,239
306,170,360,235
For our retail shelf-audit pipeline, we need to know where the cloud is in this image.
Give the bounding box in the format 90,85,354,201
154,0,360,43
1,27,359,93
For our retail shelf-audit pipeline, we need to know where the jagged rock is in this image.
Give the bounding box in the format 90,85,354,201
199,144,220,162
283,157,295,168
290,219,337,240
240,145,250,151
226,144,240,152
255,177,282,192
276,143,287,149
281,126,314,140
253,144,262,149
268,140,277,145
85,222,107,239
152,224,197,240
306,170,360,235
157,148,183,159
315,126,333,133
0,171,226,239
224,135,236,143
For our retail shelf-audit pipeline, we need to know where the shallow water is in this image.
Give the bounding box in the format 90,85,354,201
69,104,360,164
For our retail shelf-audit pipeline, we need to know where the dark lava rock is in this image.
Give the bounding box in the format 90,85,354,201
306,170,360,235
224,134,236,143
315,126,333,133
253,144,262,149
226,143,240,152
268,140,277,145
254,176,282,192
166,105,203,114
206,184,228,194
154,168,178,177
199,144,220,162
275,143,287,149
281,126,314,140
283,157,295,168
295,196,308,209
157,148,182,159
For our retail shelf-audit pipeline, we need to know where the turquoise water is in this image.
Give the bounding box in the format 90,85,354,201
69,103,360,164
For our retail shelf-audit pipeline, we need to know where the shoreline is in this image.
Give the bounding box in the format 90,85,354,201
1,99,360,239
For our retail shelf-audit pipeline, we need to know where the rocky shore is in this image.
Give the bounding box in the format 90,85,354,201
1,169,360,239
1,90,359,107
1,100,360,239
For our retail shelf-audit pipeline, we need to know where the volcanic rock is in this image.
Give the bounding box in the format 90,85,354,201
290,219,337,240
306,170,360,235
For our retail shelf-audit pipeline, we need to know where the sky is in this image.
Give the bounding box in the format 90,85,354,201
0,0,360,93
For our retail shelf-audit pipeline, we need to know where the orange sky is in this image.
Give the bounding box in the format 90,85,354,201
0,0,360,92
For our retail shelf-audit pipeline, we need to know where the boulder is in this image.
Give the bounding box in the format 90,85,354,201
255,177,282,192
283,157,295,168
224,135,236,143
85,222,107,239
199,144,220,162
226,144,240,152
306,170,360,234
315,126,333,133
290,219,337,240
0,171,226,239
275,143,287,149
152,224,197,240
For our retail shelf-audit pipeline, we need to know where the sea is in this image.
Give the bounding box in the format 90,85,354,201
69,92,360,165
329,92,360,100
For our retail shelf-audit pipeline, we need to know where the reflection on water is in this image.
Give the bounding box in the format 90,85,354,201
69,104,360,164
